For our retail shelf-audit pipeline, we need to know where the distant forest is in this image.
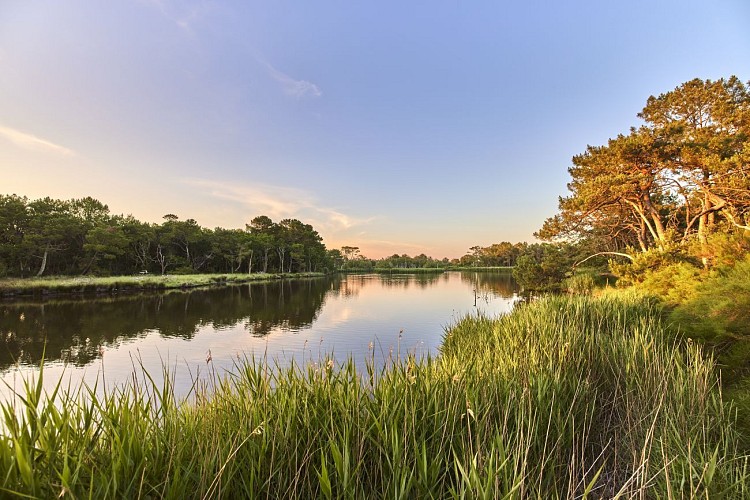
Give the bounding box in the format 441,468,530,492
0,195,330,277
0,193,572,278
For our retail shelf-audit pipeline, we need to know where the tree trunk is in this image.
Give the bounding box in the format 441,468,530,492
697,170,714,267
277,248,286,273
81,252,98,275
36,244,49,277
155,244,168,275
642,194,668,247
637,220,648,252
697,190,712,267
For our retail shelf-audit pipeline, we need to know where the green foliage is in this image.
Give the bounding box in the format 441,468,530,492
539,76,750,260
691,231,750,269
635,262,703,304
0,194,333,277
605,246,709,310
1,295,746,497
672,255,750,342
456,241,527,267
374,252,447,269
512,244,576,291
563,272,596,295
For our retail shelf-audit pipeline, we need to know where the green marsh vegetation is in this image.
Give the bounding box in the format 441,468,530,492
531,76,750,455
1,294,748,498
0,272,325,297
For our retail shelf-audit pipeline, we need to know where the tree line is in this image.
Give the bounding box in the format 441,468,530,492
328,246,451,270
0,195,332,277
326,242,575,273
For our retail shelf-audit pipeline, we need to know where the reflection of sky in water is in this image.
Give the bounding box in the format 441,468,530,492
0,272,517,402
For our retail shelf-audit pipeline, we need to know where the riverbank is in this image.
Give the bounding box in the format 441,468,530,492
1,293,745,498
0,272,326,298
339,268,446,275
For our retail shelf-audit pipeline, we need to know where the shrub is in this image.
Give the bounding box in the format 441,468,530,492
672,254,750,341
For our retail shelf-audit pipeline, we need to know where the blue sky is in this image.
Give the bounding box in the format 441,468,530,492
1,1,748,258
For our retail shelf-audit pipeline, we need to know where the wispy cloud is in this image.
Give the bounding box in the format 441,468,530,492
0,125,75,156
182,178,371,232
140,0,209,33
261,60,322,99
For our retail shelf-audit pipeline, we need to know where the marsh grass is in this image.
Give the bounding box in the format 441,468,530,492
0,272,325,297
1,294,747,498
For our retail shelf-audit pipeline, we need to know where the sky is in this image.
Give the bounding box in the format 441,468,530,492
1,1,749,259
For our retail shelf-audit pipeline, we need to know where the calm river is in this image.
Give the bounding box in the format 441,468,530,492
0,271,518,401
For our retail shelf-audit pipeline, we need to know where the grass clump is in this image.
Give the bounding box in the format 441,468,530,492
1,294,747,498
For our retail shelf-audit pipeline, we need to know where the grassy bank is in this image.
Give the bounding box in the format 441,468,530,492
371,267,445,273
0,272,326,298
1,294,747,498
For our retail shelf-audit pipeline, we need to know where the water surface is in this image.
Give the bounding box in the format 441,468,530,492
0,271,518,400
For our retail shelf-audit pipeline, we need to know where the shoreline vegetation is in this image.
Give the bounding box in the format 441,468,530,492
0,272,326,298
0,268,515,298
1,293,747,497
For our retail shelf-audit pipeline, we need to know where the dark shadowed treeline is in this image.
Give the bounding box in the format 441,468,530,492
0,195,333,277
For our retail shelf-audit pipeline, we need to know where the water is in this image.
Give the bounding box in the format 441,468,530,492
0,271,518,401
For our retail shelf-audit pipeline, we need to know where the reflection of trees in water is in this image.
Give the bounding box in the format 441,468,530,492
0,273,517,371
243,278,336,337
376,274,442,290
0,277,336,370
458,271,519,298
333,275,364,299
329,273,442,296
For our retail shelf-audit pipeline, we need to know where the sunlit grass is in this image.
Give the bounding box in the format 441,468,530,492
0,272,326,297
1,294,747,498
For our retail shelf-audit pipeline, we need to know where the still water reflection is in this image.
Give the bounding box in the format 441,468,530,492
0,271,518,400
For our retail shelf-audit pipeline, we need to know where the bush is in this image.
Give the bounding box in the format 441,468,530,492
689,231,750,269
672,254,750,341
513,248,571,292
634,262,703,304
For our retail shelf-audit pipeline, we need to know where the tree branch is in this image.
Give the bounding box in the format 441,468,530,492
573,252,634,269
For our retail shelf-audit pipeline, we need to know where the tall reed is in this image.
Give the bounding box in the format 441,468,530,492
1,294,746,498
